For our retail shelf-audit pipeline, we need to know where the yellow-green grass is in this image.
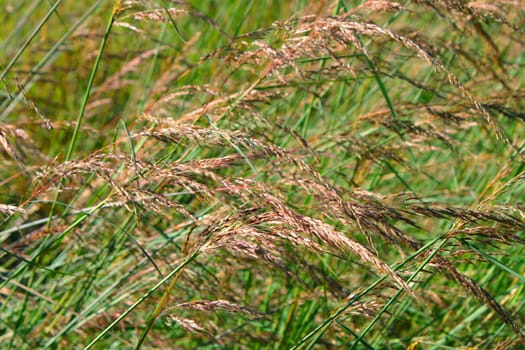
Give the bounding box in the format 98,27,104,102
1,1,524,349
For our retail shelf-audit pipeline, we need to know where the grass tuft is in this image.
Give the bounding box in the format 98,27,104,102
1,1,524,348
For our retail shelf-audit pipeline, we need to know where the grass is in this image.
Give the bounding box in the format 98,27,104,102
1,0,524,349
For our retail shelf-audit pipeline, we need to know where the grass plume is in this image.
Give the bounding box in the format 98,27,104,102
1,1,524,348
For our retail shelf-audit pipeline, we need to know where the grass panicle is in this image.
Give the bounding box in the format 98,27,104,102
1,1,524,348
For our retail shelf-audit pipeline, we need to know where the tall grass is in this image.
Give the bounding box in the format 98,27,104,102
1,0,524,348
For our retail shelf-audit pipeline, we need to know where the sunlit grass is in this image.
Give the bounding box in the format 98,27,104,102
1,1,524,349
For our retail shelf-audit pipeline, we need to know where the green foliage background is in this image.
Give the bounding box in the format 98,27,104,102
1,1,524,349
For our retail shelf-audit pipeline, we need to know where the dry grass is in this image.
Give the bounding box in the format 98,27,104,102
1,0,524,349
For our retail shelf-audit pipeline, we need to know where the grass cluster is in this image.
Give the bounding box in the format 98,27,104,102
1,0,525,348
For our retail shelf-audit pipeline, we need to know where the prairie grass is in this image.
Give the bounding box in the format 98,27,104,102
1,0,525,349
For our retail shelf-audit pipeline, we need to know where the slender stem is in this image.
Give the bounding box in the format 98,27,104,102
290,233,447,350
65,0,121,162
0,1,63,82
46,0,121,227
83,251,199,350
